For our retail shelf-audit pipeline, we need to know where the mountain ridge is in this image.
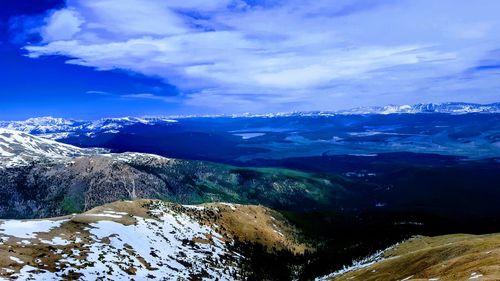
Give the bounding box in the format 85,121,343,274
320,233,500,281
0,129,348,218
0,199,307,280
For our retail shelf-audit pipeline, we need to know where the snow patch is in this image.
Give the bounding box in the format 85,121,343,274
9,256,24,264
469,272,483,279
220,203,237,210
0,219,67,239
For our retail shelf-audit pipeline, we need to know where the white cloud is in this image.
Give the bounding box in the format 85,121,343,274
86,90,111,95
23,0,500,112
41,9,83,41
121,93,178,103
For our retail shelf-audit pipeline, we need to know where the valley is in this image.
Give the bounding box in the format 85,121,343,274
0,110,499,280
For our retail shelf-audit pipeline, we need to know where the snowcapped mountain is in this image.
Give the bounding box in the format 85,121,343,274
0,116,177,140
0,128,102,167
337,102,500,115
0,103,498,142
244,102,500,117
0,117,79,133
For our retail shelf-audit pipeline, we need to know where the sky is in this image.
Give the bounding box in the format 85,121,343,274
1,0,500,119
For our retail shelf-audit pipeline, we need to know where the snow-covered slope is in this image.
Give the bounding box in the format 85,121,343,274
0,128,101,167
0,200,305,280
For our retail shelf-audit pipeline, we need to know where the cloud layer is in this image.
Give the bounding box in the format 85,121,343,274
21,0,500,112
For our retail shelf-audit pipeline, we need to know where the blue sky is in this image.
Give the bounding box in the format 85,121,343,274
1,0,500,119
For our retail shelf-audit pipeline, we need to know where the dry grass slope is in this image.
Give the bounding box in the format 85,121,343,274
331,233,500,281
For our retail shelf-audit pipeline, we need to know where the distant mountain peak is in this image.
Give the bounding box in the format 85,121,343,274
338,102,500,115
221,102,500,117
24,116,74,123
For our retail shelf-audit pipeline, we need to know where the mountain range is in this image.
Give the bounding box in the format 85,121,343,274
336,102,500,115
1,102,499,163
1,102,499,140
